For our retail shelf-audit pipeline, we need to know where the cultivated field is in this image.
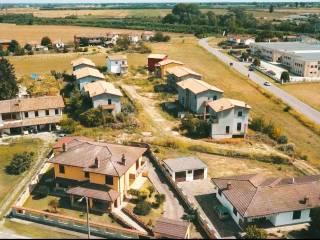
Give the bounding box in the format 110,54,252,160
281,83,320,112
0,7,312,20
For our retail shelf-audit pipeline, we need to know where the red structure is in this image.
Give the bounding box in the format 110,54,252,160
148,54,168,72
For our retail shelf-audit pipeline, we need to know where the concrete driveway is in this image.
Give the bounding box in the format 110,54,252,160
199,38,320,125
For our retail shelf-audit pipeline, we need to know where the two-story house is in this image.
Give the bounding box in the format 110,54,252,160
205,98,251,139
107,55,128,75
83,80,123,115
49,138,148,212
148,54,168,72
0,95,64,135
212,174,320,228
74,67,105,90
167,66,202,89
71,58,96,72
177,78,224,115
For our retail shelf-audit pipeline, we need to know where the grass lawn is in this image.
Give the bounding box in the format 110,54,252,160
3,220,79,239
0,138,43,207
126,180,164,227
281,82,320,112
23,194,121,227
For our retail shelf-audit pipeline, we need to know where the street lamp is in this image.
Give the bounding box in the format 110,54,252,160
78,196,91,239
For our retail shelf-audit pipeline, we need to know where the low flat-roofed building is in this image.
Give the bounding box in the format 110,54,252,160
153,217,191,239
163,156,208,182
74,67,105,90
212,173,320,228
167,66,202,88
250,42,320,78
206,98,251,139
0,95,64,135
83,80,123,115
177,78,223,114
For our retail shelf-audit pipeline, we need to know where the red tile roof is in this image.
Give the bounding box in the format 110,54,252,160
153,217,190,239
212,174,320,218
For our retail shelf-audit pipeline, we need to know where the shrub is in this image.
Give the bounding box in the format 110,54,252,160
60,118,77,134
283,106,291,112
181,114,210,138
277,135,288,144
244,225,268,239
79,108,105,127
6,152,34,175
122,102,135,115
133,201,151,216
150,32,170,42
138,189,150,200
37,185,49,197
147,185,155,197
281,71,290,83
128,189,139,196
155,194,166,205
276,143,296,157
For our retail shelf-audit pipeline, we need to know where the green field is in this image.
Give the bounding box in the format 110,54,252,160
0,138,43,206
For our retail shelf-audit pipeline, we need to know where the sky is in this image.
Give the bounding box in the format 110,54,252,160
2,0,320,3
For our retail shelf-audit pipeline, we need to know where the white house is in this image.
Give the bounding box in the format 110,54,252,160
163,157,208,183
128,33,141,44
0,95,64,135
141,31,155,41
206,98,251,139
107,55,128,75
53,39,65,50
212,174,320,228
73,67,105,90
83,80,123,115
228,35,255,46
71,58,96,72
177,78,224,115
105,32,121,47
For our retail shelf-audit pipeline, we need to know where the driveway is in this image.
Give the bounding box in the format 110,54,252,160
146,163,185,220
199,38,320,125
178,179,240,238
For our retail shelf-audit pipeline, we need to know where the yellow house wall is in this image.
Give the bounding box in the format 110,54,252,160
89,172,119,191
53,163,86,181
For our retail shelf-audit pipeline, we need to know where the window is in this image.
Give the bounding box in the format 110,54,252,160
84,172,89,178
237,122,242,131
115,61,118,64
238,111,243,117
213,96,217,100
45,110,49,116
105,175,113,185
24,112,29,118
226,126,230,134
55,109,59,115
35,111,39,117
218,189,222,196
293,210,301,220
233,207,237,216
187,170,192,174
108,99,112,105
59,165,65,174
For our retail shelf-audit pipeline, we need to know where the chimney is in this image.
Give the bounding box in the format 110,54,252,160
304,196,310,205
94,157,99,168
121,154,126,165
227,182,232,190
62,143,66,152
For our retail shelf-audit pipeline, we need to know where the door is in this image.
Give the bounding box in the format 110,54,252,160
226,126,230,134
175,171,186,182
194,169,205,180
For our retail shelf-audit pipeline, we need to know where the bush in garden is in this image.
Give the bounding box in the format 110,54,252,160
6,151,34,175
133,201,151,216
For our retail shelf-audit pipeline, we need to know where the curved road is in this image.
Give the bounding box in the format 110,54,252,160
199,38,320,125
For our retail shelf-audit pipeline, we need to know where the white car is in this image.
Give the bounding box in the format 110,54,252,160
264,81,271,86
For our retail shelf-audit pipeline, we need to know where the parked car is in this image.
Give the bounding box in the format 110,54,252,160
267,70,276,76
264,81,271,86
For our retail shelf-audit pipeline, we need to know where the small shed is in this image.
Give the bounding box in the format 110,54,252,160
153,217,191,239
163,156,208,182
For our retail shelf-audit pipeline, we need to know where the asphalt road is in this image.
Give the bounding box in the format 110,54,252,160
199,38,320,125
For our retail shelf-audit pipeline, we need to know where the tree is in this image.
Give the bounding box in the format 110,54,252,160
6,152,34,175
133,201,151,216
309,208,320,236
244,225,268,239
150,32,170,42
269,5,274,13
0,58,19,100
41,36,52,47
280,71,290,83
79,107,106,127
60,118,77,134
115,35,131,51
8,40,20,53
181,114,210,138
